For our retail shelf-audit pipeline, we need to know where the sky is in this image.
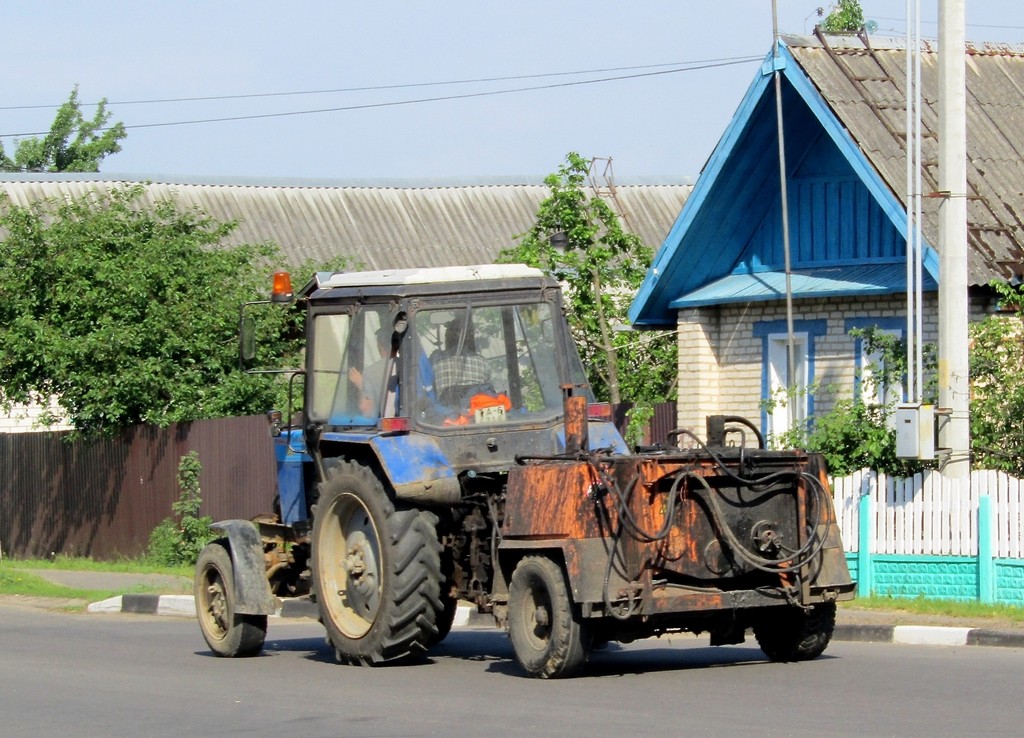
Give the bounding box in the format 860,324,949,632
3,1,1022,184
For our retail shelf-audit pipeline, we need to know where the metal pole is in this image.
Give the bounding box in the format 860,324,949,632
905,0,917,401
938,0,970,476
914,0,924,400
772,0,797,405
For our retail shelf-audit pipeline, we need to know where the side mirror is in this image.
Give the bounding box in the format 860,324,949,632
240,314,257,368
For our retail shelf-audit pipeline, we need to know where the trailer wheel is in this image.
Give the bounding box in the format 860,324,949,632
194,541,267,657
752,601,836,662
312,461,443,665
508,556,591,678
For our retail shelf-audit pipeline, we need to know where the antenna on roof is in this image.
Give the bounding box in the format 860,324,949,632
587,156,635,234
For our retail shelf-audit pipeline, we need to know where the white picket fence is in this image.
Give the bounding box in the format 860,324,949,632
831,469,1024,558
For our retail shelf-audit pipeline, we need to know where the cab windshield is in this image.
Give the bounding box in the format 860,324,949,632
412,302,567,427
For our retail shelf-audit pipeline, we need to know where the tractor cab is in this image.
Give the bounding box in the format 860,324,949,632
269,265,626,496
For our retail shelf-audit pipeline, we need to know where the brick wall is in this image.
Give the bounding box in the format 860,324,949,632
675,294,950,439
0,398,73,434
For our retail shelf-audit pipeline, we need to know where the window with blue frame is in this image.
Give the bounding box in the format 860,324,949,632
754,319,827,440
845,317,905,412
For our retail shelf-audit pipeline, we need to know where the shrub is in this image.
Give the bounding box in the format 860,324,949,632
146,451,214,567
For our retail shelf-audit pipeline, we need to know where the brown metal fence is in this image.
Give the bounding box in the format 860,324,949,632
610,401,679,446
0,416,276,560
0,403,676,561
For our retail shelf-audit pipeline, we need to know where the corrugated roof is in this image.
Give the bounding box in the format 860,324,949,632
784,32,1024,285
0,175,690,270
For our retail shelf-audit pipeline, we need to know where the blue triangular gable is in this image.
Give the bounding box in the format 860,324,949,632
629,41,938,327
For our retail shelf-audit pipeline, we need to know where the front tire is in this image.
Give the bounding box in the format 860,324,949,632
194,541,267,657
312,461,443,665
508,556,591,678
752,601,836,662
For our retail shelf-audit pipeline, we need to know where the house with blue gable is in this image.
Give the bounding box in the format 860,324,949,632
630,31,1024,439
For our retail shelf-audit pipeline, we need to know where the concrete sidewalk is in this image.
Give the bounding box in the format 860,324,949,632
18,568,1024,649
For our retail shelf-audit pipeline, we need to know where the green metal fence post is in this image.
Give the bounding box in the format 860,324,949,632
978,495,994,604
857,493,872,598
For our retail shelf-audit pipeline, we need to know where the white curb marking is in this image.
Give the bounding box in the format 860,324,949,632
893,625,972,646
87,596,124,614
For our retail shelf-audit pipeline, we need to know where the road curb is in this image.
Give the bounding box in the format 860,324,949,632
88,595,1024,649
87,594,195,617
833,623,1024,649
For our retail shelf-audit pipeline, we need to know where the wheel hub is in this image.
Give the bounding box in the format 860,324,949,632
341,531,379,616
205,580,228,633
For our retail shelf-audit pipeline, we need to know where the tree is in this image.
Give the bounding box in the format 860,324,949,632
0,86,126,172
498,152,676,410
0,185,304,436
968,281,1024,476
819,1,865,33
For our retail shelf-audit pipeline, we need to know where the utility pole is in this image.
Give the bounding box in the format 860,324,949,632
937,0,970,477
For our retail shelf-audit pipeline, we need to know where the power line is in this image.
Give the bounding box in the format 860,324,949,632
0,57,760,138
0,57,761,112
872,15,1024,31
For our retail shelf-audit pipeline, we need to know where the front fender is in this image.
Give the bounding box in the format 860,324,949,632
320,430,461,504
209,520,277,616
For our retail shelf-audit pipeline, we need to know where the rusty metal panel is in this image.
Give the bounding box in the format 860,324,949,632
504,450,854,610
0,416,277,560
563,395,589,454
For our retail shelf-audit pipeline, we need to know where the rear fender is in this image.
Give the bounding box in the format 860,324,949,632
498,540,575,598
210,520,277,616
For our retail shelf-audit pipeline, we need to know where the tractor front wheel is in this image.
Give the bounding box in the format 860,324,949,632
194,541,267,657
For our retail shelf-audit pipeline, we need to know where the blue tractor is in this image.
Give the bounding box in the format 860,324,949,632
195,265,854,678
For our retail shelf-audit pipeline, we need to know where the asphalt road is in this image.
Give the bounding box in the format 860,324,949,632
1,604,1020,737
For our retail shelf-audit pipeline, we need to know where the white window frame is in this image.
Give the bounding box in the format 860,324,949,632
859,327,904,409
766,331,809,438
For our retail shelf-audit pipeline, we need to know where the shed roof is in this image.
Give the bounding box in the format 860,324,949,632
0,174,690,271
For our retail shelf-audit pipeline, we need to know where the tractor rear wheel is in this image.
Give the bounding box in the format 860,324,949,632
194,541,267,657
752,601,836,662
508,555,591,678
312,461,443,665
426,547,459,647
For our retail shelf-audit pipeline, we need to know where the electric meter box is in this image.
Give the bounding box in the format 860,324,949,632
895,403,935,460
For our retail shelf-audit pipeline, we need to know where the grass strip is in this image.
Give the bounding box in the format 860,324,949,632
6,555,191,578
843,595,1024,623
0,568,123,601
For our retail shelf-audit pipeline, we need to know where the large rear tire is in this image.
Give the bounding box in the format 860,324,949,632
508,555,591,678
426,547,459,647
752,601,836,662
312,461,443,665
194,541,267,657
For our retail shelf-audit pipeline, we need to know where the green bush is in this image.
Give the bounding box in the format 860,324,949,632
146,451,213,567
